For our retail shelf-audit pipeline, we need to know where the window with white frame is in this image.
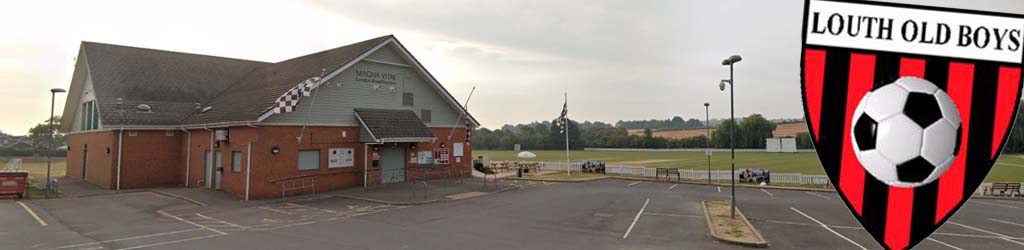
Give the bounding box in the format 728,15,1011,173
232,151,242,173
434,148,450,165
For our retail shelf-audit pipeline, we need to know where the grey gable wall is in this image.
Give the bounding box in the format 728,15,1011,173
262,45,463,127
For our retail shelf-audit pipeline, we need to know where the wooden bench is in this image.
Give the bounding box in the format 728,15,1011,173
656,168,680,181
984,182,1021,197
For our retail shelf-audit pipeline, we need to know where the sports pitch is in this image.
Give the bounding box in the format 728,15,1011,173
475,150,1024,182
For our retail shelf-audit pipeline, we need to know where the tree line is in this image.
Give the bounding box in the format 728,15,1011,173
473,114,785,150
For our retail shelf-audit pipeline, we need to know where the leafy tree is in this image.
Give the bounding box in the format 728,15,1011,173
739,114,776,149
28,116,65,155
795,132,814,149
711,118,741,148
685,118,704,128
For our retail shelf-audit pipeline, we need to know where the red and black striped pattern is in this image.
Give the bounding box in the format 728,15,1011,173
801,46,1023,250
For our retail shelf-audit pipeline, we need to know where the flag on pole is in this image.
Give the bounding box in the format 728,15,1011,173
273,77,321,113
556,99,568,133
465,119,472,144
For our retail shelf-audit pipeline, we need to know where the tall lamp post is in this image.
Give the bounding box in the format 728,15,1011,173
719,55,741,218
704,102,711,184
47,88,67,198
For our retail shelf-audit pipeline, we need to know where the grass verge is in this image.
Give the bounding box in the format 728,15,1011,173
703,200,767,247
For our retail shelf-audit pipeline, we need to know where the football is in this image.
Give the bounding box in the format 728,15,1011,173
850,77,962,188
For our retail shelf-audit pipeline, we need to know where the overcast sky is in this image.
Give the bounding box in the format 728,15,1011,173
0,0,1020,134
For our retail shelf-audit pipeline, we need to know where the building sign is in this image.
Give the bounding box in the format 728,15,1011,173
328,148,354,168
355,70,399,85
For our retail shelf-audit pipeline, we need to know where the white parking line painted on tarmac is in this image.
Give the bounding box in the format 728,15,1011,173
805,191,833,200
627,181,642,187
950,221,1024,246
765,220,863,229
41,228,205,250
668,184,678,190
157,210,226,235
115,233,225,250
623,198,650,239
791,207,868,250
927,238,964,250
717,186,721,193
760,189,774,197
971,200,1020,209
991,218,1024,228
16,201,47,226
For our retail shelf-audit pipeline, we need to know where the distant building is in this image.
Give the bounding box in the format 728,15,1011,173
0,134,32,150
59,35,478,199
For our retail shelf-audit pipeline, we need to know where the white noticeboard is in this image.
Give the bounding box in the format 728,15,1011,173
418,150,433,165
328,148,354,168
453,143,464,157
705,148,712,156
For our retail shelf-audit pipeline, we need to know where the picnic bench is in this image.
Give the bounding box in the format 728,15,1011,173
984,182,1021,197
656,168,680,181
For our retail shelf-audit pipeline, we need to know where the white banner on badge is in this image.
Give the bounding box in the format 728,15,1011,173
805,0,1024,63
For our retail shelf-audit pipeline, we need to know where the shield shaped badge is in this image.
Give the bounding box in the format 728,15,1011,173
801,1,1024,249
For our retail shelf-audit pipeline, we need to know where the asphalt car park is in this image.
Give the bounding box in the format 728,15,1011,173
3,178,1024,249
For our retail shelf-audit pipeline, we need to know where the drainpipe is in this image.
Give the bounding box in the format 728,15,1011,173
180,127,191,187
116,126,123,191
245,141,252,200
204,126,214,188
363,143,368,188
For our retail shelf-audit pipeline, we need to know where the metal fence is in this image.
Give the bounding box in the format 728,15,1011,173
584,148,816,153
538,161,831,186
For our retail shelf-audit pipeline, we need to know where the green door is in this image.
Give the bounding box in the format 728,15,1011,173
381,147,405,184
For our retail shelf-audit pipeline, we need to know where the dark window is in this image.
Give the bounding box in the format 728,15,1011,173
421,109,432,123
81,101,100,130
232,151,242,172
403,93,414,106
298,150,320,171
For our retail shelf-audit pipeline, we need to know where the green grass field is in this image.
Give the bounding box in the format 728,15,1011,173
475,150,1024,183
1,157,66,184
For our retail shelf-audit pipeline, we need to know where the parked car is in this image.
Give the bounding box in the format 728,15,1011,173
581,160,606,173
739,168,771,184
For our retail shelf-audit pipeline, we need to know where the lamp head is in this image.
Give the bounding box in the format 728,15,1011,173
722,55,743,65
50,88,66,93
719,82,726,91
704,102,710,107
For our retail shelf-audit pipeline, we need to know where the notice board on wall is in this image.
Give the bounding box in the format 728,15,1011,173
453,143,464,157
328,148,354,168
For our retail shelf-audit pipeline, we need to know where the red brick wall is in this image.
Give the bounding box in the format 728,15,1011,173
118,130,183,189
245,126,367,199
183,130,213,188
76,125,474,199
66,132,116,188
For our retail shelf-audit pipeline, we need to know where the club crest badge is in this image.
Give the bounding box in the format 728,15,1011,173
800,0,1024,249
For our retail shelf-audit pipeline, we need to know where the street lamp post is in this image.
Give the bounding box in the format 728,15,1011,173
704,102,711,184
720,55,741,218
47,88,67,198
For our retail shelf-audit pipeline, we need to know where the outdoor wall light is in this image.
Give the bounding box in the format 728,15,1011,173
271,146,281,155
440,142,446,148
410,144,416,150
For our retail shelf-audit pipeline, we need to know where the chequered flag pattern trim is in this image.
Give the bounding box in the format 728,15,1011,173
273,77,321,114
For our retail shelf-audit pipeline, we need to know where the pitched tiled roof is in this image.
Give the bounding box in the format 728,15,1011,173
73,35,479,129
184,35,392,124
354,108,436,142
82,42,268,126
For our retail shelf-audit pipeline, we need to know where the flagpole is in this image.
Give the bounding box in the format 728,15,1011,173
564,93,570,176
